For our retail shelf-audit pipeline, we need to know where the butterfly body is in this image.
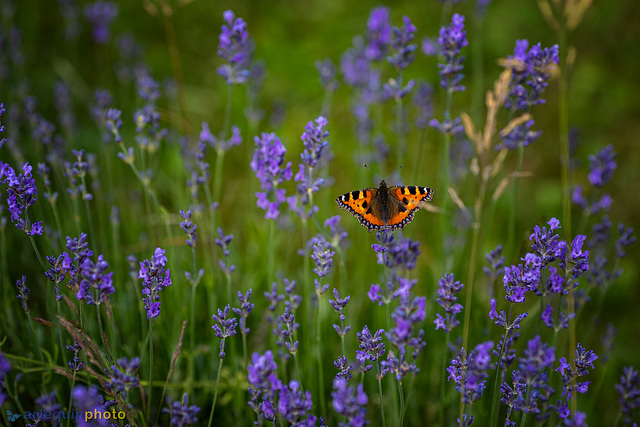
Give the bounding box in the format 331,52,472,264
336,180,434,231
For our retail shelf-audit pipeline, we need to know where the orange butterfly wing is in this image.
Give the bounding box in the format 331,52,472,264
385,185,434,230
335,188,386,230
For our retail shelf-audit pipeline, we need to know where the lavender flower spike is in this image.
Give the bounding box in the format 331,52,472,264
250,132,293,219
217,10,252,85
139,247,172,319
436,13,468,93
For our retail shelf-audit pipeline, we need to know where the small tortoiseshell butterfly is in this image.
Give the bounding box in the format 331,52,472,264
336,180,434,231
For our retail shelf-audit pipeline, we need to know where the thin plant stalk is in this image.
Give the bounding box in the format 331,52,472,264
208,352,225,427
147,319,154,425
316,289,326,415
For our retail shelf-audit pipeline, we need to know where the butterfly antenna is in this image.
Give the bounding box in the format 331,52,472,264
389,164,404,184
362,163,382,182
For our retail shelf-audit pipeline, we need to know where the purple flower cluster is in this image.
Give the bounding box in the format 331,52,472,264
555,344,597,418
66,338,85,374
483,244,505,283
311,241,335,278
316,58,340,93
77,253,115,305
502,253,541,303
505,40,559,112
387,16,417,71
0,103,6,149
588,144,616,187
329,288,351,339
83,1,118,44
383,285,426,380
501,335,555,423
201,121,242,155
217,10,252,85
373,230,421,271
448,341,494,404
434,273,464,332
615,366,640,425
289,116,330,219
332,377,369,427
233,290,254,335
0,352,9,406
212,305,237,359
105,356,140,400
498,40,559,150
250,132,293,219
71,385,111,426
138,247,172,319
436,13,467,93
365,7,391,61
356,325,385,377
163,393,200,426
247,350,317,426
179,209,197,248
1,162,43,235
215,227,236,275
15,275,29,313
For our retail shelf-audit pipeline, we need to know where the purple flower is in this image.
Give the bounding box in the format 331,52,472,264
217,10,252,85
505,40,559,111
105,356,140,400
2,162,43,235
496,119,542,150
588,144,616,187
448,341,494,404
15,275,29,313
233,290,254,335
483,244,505,282
203,122,243,154
428,116,463,136
71,385,111,426
212,305,238,359
555,344,597,403
356,326,385,376
365,7,392,61
139,247,172,319
331,377,368,426
84,1,118,44
529,217,564,268
615,366,640,425
312,241,335,277
421,36,438,57
379,233,421,270
300,116,329,169
616,223,636,258
367,283,383,306
329,288,351,338
316,58,340,93
77,254,115,305
66,338,85,374
0,352,10,406
434,273,464,332
436,13,468,93
247,351,315,425
501,335,555,418
502,253,541,303
385,289,426,377
36,391,61,413
559,234,589,279
335,355,354,379
387,16,417,71
179,209,197,248
215,227,236,275
250,132,293,219
0,103,6,150
489,299,528,331
163,392,200,426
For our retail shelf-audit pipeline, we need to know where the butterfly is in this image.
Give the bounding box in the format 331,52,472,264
7,409,22,422
336,180,434,231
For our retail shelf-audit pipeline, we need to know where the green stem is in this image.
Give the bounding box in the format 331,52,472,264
208,350,225,427
507,143,525,255
398,379,405,427
377,360,386,427
29,234,47,270
439,332,451,427
316,288,326,415
148,319,154,424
